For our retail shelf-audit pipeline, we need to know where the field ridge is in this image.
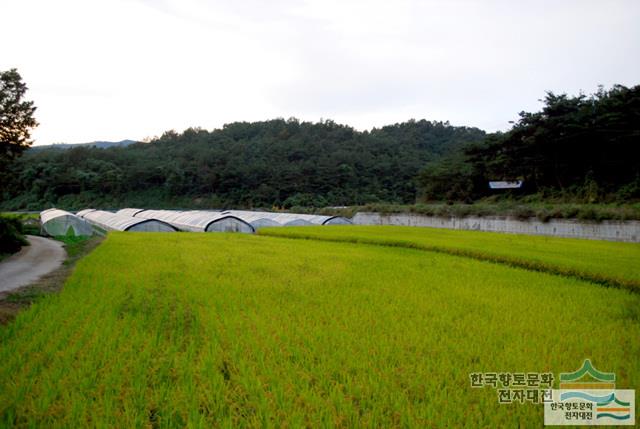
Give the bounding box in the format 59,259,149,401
258,228,640,292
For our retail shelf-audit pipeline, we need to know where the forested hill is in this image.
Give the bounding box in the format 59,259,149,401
31,139,138,151
0,119,485,210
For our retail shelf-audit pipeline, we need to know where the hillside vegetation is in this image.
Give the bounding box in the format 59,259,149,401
0,119,484,210
1,84,637,213
1,231,638,426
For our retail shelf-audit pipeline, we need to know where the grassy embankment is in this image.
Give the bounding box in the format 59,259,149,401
0,231,638,427
310,201,640,222
260,225,640,291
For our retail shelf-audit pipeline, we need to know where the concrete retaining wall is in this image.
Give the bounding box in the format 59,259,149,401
352,212,640,242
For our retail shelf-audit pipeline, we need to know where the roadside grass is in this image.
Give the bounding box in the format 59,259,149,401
259,226,640,291
54,235,95,261
0,232,638,427
0,235,102,325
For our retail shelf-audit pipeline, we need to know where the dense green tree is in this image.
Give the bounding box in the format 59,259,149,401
0,68,38,195
0,69,38,162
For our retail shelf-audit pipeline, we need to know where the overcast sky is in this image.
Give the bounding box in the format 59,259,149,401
2,0,639,145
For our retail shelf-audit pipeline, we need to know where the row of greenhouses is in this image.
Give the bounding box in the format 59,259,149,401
40,208,351,236
117,209,351,232
116,209,254,233
77,209,178,232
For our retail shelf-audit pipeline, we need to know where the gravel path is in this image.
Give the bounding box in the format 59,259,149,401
0,235,66,293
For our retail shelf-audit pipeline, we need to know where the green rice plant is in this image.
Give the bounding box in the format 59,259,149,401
259,226,640,291
0,232,638,427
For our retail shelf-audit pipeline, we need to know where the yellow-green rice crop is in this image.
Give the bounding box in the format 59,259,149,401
260,225,640,291
1,232,639,427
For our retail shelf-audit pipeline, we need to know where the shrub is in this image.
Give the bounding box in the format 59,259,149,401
512,206,536,220
0,215,28,254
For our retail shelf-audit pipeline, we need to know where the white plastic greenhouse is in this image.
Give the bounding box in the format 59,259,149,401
78,210,178,232
314,215,352,225
222,211,284,229
115,208,146,217
75,208,96,218
40,208,94,236
224,211,351,227
124,209,255,233
225,211,312,226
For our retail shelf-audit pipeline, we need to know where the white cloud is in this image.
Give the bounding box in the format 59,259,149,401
0,0,638,144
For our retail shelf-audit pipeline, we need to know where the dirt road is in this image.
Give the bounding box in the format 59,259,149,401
0,235,66,293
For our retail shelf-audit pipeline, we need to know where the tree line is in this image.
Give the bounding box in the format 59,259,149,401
419,84,640,203
1,69,637,211
0,119,485,210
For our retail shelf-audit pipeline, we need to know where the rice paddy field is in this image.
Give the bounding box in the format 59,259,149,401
260,225,640,290
1,228,639,427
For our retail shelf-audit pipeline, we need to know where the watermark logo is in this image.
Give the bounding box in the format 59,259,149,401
469,371,554,404
544,359,635,425
559,358,615,389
